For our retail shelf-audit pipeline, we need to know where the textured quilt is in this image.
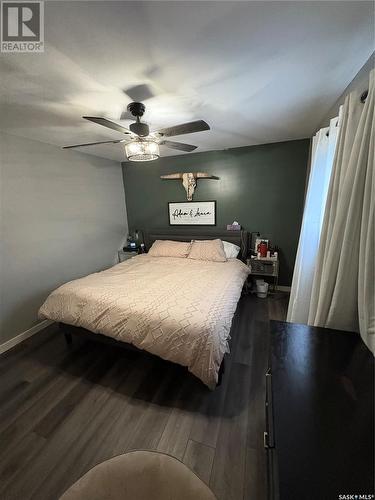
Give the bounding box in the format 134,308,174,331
39,255,249,388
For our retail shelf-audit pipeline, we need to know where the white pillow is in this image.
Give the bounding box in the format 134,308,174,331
222,240,240,259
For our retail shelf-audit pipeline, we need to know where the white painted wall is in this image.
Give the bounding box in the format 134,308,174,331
319,52,374,127
0,132,127,344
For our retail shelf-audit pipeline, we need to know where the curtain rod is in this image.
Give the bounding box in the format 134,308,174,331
325,90,368,137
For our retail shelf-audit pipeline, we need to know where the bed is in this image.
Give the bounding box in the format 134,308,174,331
39,231,249,389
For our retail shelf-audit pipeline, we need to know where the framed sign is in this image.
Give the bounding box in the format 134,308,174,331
168,201,216,226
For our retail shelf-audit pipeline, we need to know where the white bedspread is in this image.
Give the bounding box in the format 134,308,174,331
39,255,249,388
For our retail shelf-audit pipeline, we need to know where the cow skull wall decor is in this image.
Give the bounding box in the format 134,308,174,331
160,172,218,200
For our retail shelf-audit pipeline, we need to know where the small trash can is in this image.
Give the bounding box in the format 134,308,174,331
256,280,269,298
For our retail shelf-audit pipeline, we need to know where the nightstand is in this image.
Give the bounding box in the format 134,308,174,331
118,249,138,263
247,257,279,290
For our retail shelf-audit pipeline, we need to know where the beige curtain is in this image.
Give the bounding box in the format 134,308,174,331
308,69,374,354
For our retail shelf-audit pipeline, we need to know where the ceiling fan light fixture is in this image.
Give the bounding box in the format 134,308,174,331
125,139,160,162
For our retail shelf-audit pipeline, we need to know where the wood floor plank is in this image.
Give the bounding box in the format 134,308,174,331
0,346,101,459
0,340,92,427
0,432,46,494
0,324,57,372
209,361,252,500
0,293,289,500
156,373,204,460
0,380,30,409
32,356,108,439
34,352,149,500
0,329,70,402
268,292,288,321
183,439,215,485
68,353,158,468
188,360,232,449
125,364,177,451
3,353,129,500
233,298,256,366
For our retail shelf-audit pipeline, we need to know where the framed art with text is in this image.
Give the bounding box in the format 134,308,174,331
168,201,216,226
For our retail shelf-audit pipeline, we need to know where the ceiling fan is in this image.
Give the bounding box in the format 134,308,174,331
63,101,210,162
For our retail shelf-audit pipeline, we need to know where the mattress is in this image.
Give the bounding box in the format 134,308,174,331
39,254,249,388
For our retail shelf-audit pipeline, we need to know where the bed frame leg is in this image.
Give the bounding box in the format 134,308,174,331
64,332,73,346
217,358,225,387
59,323,73,346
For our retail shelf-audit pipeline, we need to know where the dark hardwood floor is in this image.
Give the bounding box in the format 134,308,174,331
0,293,288,500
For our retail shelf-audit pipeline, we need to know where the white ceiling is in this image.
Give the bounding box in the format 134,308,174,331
0,1,373,162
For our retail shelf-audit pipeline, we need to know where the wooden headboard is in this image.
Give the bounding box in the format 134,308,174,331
143,230,249,260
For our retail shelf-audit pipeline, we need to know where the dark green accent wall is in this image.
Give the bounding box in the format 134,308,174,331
122,139,310,286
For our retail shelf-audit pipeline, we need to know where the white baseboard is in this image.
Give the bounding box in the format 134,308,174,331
0,319,53,355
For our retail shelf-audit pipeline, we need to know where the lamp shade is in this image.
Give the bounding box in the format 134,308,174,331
125,140,160,162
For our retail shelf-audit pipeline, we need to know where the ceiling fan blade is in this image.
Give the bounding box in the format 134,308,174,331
83,116,133,135
154,120,210,138
63,139,125,149
160,140,197,152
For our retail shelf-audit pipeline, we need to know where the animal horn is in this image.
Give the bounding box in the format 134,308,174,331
195,172,215,178
160,173,184,179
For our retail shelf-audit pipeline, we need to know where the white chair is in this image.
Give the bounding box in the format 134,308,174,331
60,450,217,500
